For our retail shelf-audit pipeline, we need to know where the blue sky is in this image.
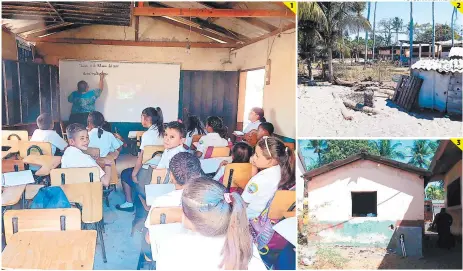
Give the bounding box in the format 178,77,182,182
352,1,462,40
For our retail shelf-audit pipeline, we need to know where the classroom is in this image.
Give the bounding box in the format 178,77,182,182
1,2,296,270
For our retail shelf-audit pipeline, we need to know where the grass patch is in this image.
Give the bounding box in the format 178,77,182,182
315,246,348,269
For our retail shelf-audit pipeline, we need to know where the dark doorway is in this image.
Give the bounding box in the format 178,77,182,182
447,177,461,207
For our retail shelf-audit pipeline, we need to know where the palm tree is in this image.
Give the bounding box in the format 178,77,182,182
407,140,438,169
352,2,367,62
299,2,371,82
391,17,403,44
370,140,405,160
304,140,327,166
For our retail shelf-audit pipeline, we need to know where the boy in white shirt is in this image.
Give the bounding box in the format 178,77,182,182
30,113,68,155
61,123,112,187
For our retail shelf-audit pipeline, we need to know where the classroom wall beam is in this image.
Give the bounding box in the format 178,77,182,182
234,23,295,50
9,22,46,34
24,22,74,38
133,7,294,18
27,37,237,48
156,17,239,44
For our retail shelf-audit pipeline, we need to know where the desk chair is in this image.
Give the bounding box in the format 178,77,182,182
1,159,25,173
3,208,81,244
50,167,100,186
268,190,296,220
2,130,29,142
86,147,118,207
283,142,296,151
222,163,253,193
203,146,231,159
142,145,165,164
19,141,52,158
137,207,182,270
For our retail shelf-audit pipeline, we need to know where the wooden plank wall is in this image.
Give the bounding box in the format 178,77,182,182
2,60,60,126
181,71,239,137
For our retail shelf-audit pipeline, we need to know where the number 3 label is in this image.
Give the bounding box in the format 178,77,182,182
451,138,463,151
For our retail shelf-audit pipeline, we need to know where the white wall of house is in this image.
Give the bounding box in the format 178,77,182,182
308,160,425,222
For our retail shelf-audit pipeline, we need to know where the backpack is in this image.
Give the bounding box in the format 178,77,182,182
30,186,71,209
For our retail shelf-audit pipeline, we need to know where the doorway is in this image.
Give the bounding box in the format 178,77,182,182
241,69,265,129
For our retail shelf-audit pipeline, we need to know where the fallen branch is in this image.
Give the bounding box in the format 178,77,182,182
332,92,353,120
377,88,395,97
334,77,355,87
342,98,381,115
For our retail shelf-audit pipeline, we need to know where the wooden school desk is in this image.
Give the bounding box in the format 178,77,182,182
60,182,103,224
2,230,97,270
2,185,26,208
23,155,61,176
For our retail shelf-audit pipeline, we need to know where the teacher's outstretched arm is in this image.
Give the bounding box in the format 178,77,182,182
98,72,105,92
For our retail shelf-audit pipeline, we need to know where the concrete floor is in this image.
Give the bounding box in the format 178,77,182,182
93,154,142,270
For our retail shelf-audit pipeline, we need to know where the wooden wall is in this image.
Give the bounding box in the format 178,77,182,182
2,60,59,126
180,71,239,137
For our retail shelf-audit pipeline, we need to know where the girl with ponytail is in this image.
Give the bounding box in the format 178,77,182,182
156,178,266,270
242,136,295,219
116,106,165,212
87,111,122,158
243,107,266,133
195,116,229,159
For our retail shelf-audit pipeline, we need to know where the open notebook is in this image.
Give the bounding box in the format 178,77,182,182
1,170,35,187
273,216,296,247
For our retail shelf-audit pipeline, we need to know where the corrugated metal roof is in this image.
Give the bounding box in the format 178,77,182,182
412,59,463,73
449,47,463,58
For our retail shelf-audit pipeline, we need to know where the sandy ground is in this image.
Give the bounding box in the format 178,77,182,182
298,84,463,137
298,222,462,270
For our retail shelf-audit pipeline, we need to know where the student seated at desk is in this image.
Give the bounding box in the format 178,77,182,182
213,142,256,183
87,111,122,158
243,107,266,134
195,116,228,159
185,115,207,151
256,122,274,141
155,178,267,270
61,123,113,187
117,107,164,212
102,121,125,149
30,113,68,155
147,121,187,170
242,136,295,219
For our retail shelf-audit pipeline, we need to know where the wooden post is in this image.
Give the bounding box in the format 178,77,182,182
418,43,421,59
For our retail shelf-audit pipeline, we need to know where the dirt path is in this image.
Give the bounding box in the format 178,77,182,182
298,85,462,137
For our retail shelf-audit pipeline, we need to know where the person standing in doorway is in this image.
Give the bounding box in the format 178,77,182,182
68,72,105,126
433,208,454,249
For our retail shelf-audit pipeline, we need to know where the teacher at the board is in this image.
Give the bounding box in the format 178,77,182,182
68,72,105,126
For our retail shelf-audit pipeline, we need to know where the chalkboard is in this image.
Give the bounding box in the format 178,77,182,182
1,60,59,126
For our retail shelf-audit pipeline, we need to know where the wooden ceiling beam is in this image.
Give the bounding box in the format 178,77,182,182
234,22,295,50
46,2,64,22
11,22,48,34
27,37,237,48
23,22,73,38
52,3,129,12
2,5,53,12
157,17,238,44
133,7,294,18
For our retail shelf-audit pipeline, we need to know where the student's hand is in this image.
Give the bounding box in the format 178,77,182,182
132,174,138,183
102,157,113,165
219,160,229,167
90,153,99,160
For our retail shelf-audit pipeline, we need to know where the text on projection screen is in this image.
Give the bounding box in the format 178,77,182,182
59,60,180,122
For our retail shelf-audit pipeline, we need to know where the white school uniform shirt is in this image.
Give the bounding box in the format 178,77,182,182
242,165,281,219
196,133,228,158
156,230,267,270
140,125,164,151
61,146,105,178
213,165,225,181
150,145,186,169
243,120,261,133
185,129,199,149
30,129,67,155
88,128,122,157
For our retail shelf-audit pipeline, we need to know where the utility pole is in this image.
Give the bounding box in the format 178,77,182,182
432,2,435,59
409,2,413,69
372,2,377,60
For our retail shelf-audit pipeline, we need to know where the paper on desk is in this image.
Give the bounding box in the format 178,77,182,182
233,131,244,136
1,170,34,187
128,131,138,138
142,156,161,169
145,184,175,206
273,216,296,247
